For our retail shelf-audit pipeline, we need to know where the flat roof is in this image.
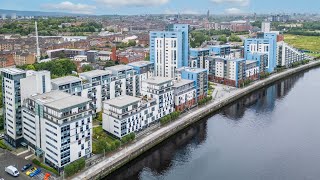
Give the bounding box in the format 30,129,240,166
173,79,194,88
176,67,207,73
51,76,82,85
128,61,153,67
80,70,112,78
246,60,258,64
106,65,133,72
105,95,140,108
1,68,25,75
143,77,173,85
190,48,210,52
30,91,90,110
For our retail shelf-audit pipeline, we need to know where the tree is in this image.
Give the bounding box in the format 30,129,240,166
218,35,227,43
105,60,115,68
26,64,36,70
229,34,242,42
82,65,93,72
128,40,136,47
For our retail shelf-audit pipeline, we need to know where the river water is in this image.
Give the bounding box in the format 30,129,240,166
106,68,320,180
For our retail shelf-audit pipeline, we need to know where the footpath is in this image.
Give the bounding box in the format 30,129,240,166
73,60,320,180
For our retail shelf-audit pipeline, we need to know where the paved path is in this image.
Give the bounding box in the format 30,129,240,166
73,60,320,180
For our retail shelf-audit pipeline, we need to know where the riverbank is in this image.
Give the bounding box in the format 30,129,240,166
73,60,320,180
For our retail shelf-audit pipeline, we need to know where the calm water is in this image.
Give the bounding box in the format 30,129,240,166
106,68,320,180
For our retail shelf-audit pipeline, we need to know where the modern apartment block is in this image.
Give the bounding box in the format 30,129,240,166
141,77,175,119
128,61,155,81
244,32,277,73
176,67,208,101
246,52,268,73
245,60,260,80
2,68,26,147
106,65,141,97
173,79,196,112
22,91,92,170
51,76,83,96
189,48,210,68
209,45,231,56
150,24,189,78
102,95,157,139
214,58,246,87
277,41,305,67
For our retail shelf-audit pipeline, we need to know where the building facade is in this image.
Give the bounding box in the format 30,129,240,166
214,58,246,87
277,42,305,67
173,79,196,112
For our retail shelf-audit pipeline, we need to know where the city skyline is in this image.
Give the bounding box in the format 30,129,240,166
1,0,320,15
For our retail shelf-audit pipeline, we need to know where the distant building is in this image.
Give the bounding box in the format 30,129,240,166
150,24,189,78
14,52,36,66
0,52,15,68
261,22,271,33
86,50,98,63
74,55,88,62
209,45,231,57
46,49,85,59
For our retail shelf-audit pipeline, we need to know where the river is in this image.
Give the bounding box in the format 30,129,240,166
105,68,320,180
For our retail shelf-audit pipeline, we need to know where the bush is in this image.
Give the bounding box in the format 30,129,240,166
160,111,181,125
121,133,135,144
64,158,85,177
198,96,213,106
32,159,59,175
0,140,11,151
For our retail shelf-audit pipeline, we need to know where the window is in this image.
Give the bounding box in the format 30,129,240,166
78,152,81,158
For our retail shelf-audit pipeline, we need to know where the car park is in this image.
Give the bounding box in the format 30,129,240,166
30,168,41,177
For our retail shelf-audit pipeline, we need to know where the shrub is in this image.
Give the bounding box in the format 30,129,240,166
64,158,85,177
0,140,11,151
32,159,59,175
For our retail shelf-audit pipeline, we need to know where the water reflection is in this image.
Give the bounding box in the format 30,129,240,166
105,70,307,180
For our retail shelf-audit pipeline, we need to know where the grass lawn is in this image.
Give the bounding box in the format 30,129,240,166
93,126,116,144
284,34,320,54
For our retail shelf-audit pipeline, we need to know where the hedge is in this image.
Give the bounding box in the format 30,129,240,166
160,111,181,125
64,158,86,177
0,140,11,151
32,159,59,175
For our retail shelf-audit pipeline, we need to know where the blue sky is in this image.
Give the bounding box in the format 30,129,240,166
1,0,320,15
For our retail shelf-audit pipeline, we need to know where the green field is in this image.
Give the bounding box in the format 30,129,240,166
284,34,320,56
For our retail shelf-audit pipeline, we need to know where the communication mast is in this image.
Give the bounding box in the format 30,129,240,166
35,21,40,63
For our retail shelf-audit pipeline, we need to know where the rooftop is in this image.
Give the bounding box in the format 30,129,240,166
190,48,210,52
143,77,173,85
51,76,82,85
246,60,258,65
128,61,153,67
30,91,90,110
105,95,140,108
80,70,112,78
1,68,25,75
106,65,133,72
173,79,194,88
176,67,207,73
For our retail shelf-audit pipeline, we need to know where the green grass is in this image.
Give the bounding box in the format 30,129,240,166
93,126,116,144
0,140,11,151
284,34,320,53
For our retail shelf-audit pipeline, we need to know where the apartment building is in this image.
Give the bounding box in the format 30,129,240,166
150,24,189,78
246,52,268,73
209,45,231,57
102,95,158,139
173,79,196,112
128,61,155,82
176,67,208,101
141,77,174,118
22,91,92,170
277,42,305,67
14,52,36,66
245,60,260,81
214,58,246,87
51,76,83,96
1,68,26,147
106,65,141,97
189,48,210,69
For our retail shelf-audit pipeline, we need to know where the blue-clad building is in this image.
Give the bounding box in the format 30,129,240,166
246,52,268,73
244,32,277,73
189,48,210,68
176,67,208,101
150,24,189,78
209,45,231,56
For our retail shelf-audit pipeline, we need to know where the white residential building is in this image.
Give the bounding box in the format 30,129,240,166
102,95,158,139
141,77,174,118
277,41,306,67
22,91,92,170
173,79,196,112
261,22,271,32
1,68,26,147
73,55,88,62
51,76,83,96
245,60,260,80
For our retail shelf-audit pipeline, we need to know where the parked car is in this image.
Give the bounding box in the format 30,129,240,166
26,167,37,176
0,134,4,139
21,163,32,172
5,165,19,177
44,172,51,180
30,168,41,177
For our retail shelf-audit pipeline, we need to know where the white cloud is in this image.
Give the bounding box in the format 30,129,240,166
95,0,169,7
224,8,244,15
211,0,250,6
42,1,96,14
164,8,200,15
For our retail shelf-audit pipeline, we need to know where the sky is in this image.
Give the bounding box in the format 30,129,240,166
1,0,320,15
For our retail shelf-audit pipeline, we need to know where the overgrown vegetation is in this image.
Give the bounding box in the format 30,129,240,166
198,96,213,106
160,111,181,125
284,34,320,54
121,133,135,144
260,72,270,79
64,158,85,177
0,140,11,151
32,159,59,175
16,59,77,78
291,60,310,68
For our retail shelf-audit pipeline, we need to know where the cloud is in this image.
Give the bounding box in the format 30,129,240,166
224,8,244,15
164,8,200,15
42,1,96,14
95,0,169,7
211,0,250,6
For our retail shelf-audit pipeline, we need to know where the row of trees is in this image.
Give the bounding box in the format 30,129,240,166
160,111,181,125
64,158,86,177
17,59,77,78
198,96,213,105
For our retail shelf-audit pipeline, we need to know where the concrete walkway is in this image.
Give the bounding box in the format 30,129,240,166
73,60,320,180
